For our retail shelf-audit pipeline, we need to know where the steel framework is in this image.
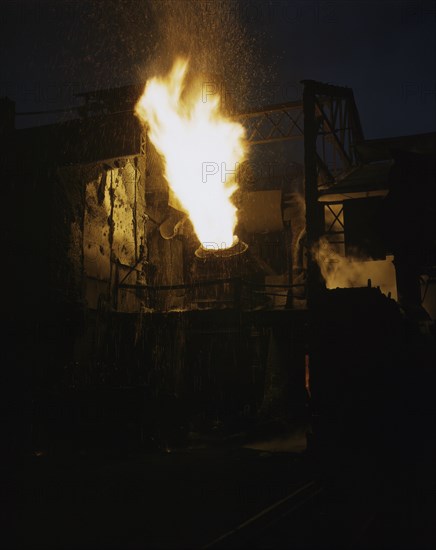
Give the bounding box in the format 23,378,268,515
234,80,364,304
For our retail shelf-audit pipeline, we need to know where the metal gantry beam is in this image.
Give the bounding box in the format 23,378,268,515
234,84,363,187
236,101,304,144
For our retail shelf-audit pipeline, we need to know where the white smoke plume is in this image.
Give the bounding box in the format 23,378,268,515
314,237,397,299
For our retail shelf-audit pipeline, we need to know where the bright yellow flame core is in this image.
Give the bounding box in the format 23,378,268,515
135,58,247,249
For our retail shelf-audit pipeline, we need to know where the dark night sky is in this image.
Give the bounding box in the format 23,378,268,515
1,0,435,138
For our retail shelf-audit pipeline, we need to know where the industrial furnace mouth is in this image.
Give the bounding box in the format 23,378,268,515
195,238,248,259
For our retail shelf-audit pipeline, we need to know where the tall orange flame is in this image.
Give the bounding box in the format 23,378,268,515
135,58,247,250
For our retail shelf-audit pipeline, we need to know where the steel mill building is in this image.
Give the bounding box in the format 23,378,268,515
4,81,435,453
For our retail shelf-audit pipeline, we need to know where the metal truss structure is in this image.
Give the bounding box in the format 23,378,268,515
236,101,304,144
235,81,363,185
235,80,364,303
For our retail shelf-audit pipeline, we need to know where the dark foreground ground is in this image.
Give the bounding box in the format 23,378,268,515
11,426,434,550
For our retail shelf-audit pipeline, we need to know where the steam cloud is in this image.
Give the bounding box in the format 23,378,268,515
313,237,397,299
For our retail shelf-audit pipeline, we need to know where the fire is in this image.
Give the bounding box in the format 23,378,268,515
135,58,247,250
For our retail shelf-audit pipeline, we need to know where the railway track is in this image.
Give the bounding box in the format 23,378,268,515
202,480,323,549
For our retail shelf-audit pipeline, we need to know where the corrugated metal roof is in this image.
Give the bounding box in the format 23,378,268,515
319,132,435,201
318,161,392,201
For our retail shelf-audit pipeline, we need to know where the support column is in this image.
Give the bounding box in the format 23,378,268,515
302,80,324,307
